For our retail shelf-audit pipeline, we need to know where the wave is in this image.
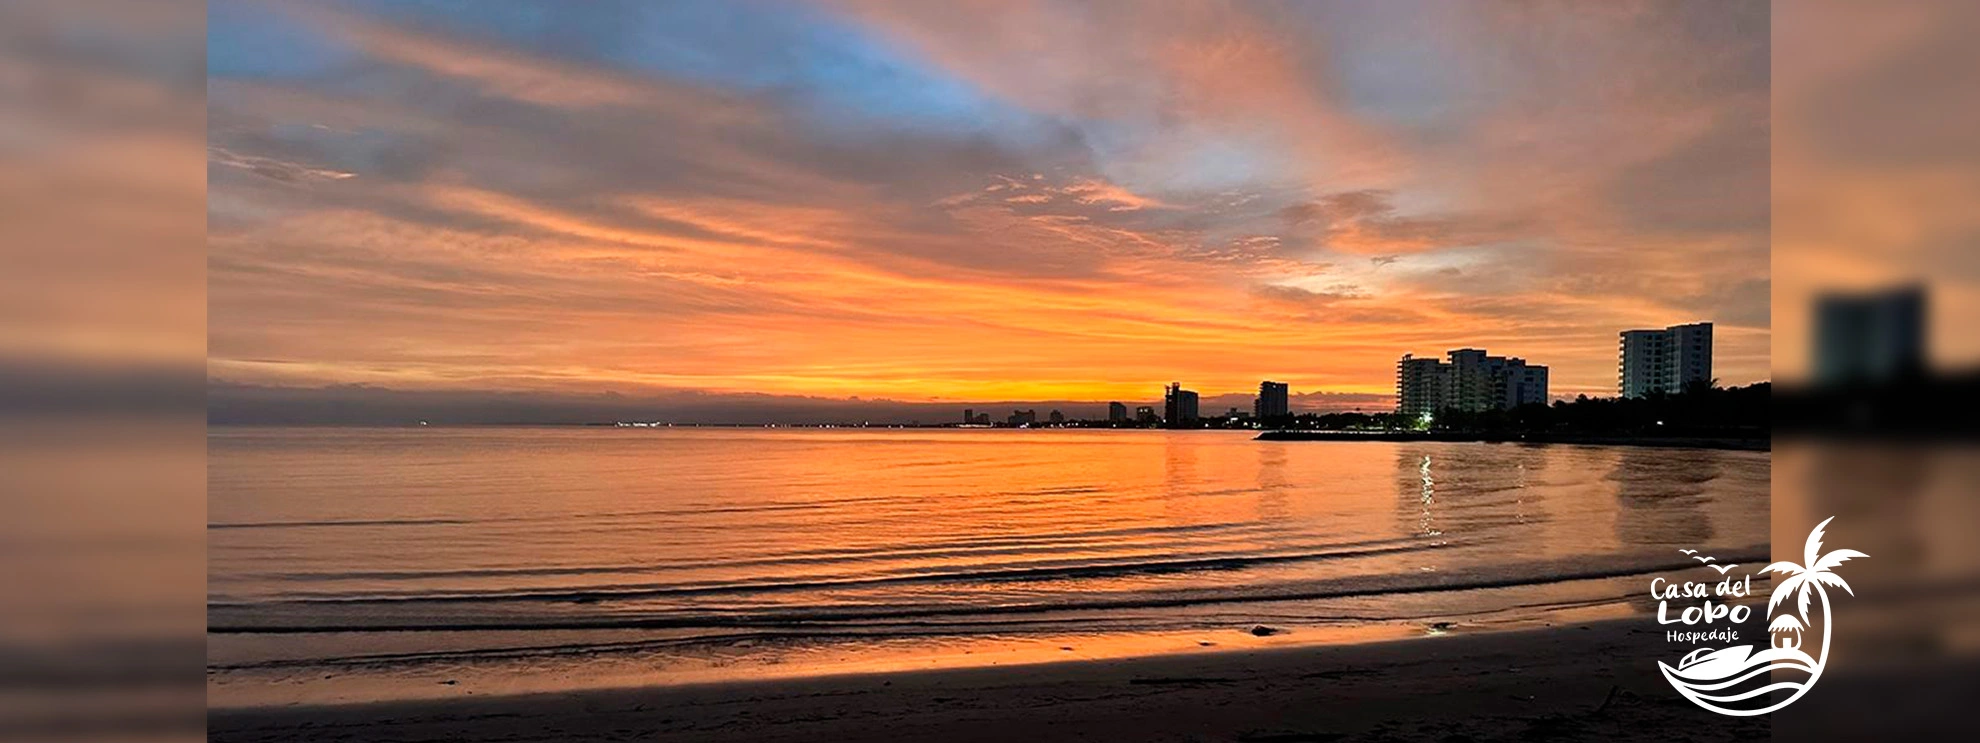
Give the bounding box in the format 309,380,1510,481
227,528,1403,584
208,627,964,672
207,548,1766,633
209,486,1116,532
209,516,482,529
210,537,1450,607
1657,640,1822,717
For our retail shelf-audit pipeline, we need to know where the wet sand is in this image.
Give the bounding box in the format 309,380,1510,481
208,618,1766,742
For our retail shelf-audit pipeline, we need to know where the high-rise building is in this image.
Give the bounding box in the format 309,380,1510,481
1619,322,1713,398
1618,330,1667,397
1396,349,1549,415
963,409,974,425
1163,383,1199,426
1254,381,1290,420
1135,406,1157,424
1007,409,1036,427
1446,349,1495,412
1504,364,1550,408
1813,287,1925,387
1107,401,1128,422
1396,354,1449,418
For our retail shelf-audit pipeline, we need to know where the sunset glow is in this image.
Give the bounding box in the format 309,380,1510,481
208,1,1769,413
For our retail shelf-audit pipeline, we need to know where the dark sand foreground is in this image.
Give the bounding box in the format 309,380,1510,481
209,619,1765,742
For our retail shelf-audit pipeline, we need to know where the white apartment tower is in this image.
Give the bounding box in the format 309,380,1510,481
1618,322,1713,398
1396,355,1449,417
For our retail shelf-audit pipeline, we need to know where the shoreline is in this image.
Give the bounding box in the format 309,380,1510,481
209,617,1764,742
1254,430,1770,451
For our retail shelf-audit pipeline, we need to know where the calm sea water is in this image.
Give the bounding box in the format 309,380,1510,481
207,427,1768,705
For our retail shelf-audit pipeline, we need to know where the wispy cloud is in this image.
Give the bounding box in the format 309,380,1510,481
207,0,1770,411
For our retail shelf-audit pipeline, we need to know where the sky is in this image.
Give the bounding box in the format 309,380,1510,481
1772,0,1980,379
207,0,1770,422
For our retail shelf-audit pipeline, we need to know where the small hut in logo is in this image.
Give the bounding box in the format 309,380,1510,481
1768,614,1803,651
1659,517,1866,717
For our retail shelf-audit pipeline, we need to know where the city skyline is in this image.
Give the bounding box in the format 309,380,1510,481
207,1,1769,419
1396,346,1549,417
210,319,1726,425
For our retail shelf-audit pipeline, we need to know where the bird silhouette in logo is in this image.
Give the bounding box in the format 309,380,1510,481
1678,549,1736,573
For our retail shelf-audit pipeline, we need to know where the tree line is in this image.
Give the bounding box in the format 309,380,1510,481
1259,382,1769,435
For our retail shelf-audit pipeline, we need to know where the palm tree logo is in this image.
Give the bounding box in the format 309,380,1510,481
1763,516,1868,633
1658,516,1867,717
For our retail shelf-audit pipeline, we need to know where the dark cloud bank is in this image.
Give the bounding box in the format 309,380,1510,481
208,381,1389,426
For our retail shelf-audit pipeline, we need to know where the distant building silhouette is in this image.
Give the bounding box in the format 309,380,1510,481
974,412,991,425
1814,287,1925,387
1135,406,1157,424
1397,349,1549,415
1048,409,1065,424
1619,322,1713,398
1007,409,1036,427
1107,401,1128,422
1163,383,1199,426
1254,381,1289,420
963,408,974,425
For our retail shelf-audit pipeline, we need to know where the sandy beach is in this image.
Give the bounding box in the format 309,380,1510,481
208,618,1765,743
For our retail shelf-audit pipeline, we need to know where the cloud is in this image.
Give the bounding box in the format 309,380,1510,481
1251,284,1368,308
208,146,357,182
209,380,1156,425
835,0,1406,189
1278,189,1531,256
208,379,1400,424
285,2,672,109
203,0,1772,413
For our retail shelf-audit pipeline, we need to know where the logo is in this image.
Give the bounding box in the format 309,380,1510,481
1653,517,1867,717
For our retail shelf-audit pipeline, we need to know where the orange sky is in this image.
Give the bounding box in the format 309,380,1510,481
208,1,1771,410
1772,0,1980,380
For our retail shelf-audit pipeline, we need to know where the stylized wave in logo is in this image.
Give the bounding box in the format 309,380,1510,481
1660,516,1866,717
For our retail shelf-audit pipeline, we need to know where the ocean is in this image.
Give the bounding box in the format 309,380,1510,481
207,427,1768,706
